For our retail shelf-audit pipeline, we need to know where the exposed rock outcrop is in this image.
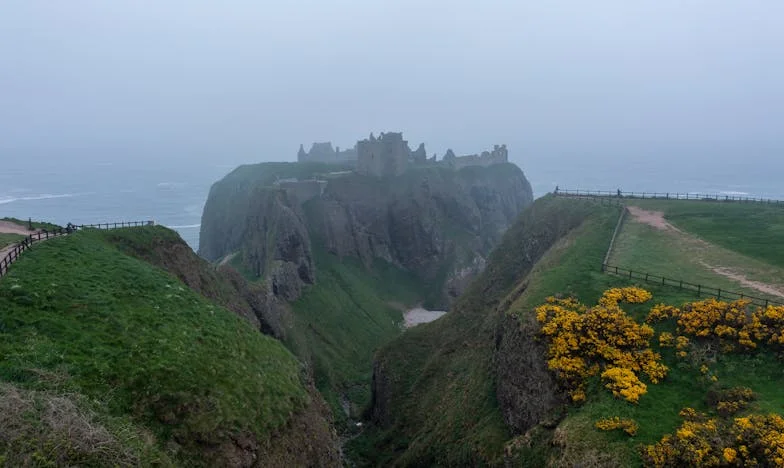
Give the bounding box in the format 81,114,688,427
200,163,533,306
495,312,566,433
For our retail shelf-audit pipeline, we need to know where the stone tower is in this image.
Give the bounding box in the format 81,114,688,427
356,132,410,177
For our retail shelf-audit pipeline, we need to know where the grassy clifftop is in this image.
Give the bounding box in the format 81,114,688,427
0,228,328,466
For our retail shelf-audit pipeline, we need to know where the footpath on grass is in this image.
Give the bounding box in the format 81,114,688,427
0,220,153,278
554,189,784,306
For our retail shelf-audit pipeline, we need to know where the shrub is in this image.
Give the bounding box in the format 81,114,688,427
595,417,639,436
642,410,784,467
535,288,667,404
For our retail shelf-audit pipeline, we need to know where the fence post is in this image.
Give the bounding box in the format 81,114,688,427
717,289,721,300
697,284,701,296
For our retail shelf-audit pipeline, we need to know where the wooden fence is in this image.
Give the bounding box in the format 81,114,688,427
555,188,784,205
602,263,784,308
0,221,154,278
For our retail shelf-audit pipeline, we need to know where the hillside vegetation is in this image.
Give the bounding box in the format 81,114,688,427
0,228,337,466
354,196,618,465
286,245,427,425
197,161,533,433
360,195,784,466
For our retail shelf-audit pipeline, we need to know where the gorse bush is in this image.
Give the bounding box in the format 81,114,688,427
535,287,667,403
644,298,784,353
595,417,639,436
643,410,784,467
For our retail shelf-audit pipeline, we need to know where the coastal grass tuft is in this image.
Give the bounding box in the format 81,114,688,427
0,228,309,464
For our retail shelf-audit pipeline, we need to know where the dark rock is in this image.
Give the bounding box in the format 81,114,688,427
495,312,567,434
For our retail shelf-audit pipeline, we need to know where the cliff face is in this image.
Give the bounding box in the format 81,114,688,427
363,197,605,466
200,162,533,306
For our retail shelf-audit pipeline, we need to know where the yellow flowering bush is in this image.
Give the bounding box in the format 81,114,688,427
648,297,784,353
658,332,674,347
535,288,667,403
601,367,647,403
595,416,639,436
646,303,680,323
642,410,784,467
599,287,653,307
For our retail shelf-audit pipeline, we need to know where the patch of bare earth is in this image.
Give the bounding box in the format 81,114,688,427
708,266,784,299
626,206,681,232
0,220,37,236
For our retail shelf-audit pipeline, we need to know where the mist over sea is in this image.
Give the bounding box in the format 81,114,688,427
2,143,782,252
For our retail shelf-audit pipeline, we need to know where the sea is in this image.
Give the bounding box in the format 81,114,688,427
2,145,782,252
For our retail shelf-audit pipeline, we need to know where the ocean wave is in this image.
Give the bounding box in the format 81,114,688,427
0,193,78,205
166,224,201,229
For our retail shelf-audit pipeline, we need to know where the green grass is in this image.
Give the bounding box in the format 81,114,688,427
0,233,24,249
0,228,309,465
609,203,784,304
503,199,784,466
349,196,616,466
630,200,784,270
286,245,427,426
1,217,61,231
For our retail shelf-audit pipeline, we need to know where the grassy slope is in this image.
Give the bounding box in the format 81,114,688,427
609,200,784,303
286,245,426,425
0,233,24,249
0,228,309,465
351,196,614,466
636,200,784,269
507,198,784,466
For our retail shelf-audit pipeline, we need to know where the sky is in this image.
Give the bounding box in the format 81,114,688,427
1,1,783,166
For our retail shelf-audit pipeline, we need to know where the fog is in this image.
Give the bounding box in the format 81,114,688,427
2,1,782,167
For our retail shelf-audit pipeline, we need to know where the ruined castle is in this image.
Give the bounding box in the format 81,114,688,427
442,144,509,170
297,142,357,165
297,132,507,177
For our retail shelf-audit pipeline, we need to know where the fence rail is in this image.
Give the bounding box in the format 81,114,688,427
555,188,784,205
0,220,154,278
602,263,784,308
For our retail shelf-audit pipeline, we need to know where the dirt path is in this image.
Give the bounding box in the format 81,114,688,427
0,220,38,264
622,205,784,301
708,266,784,299
0,220,38,236
626,206,681,232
